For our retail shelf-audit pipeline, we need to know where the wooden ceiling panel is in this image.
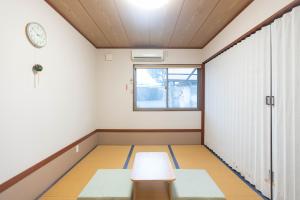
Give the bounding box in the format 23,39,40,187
168,0,219,47
148,0,184,47
189,0,253,47
46,0,110,47
114,0,150,47
79,0,129,47
45,0,253,48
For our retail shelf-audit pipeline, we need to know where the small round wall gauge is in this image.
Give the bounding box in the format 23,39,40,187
25,22,47,48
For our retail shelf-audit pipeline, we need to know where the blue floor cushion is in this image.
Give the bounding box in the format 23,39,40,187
77,169,132,200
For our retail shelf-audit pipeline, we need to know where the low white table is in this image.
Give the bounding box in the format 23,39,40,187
131,152,176,200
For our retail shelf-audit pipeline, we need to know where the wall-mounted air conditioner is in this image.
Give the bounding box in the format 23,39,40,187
131,49,165,62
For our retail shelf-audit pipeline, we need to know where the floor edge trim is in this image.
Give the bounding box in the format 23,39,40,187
204,145,270,200
168,145,180,169
123,145,135,169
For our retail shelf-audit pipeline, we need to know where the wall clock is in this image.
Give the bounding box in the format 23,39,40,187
25,22,47,48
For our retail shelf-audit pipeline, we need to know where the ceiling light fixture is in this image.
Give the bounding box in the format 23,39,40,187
128,0,169,10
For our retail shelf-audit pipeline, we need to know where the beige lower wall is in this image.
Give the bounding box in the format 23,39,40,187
0,131,200,200
98,131,202,145
0,134,98,200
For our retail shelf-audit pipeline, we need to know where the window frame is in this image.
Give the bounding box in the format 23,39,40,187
133,64,202,111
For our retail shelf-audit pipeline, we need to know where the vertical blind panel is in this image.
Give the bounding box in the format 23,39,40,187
271,6,300,200
205,26,271,197
205,6,300,200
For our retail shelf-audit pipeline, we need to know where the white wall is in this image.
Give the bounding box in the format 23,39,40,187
96,49,202,129
202,0,294,60
0,0,97,184
1,0,293,186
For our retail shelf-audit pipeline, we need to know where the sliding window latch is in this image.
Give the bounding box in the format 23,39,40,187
266,96,275,106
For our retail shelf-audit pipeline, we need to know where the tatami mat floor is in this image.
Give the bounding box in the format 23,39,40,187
172,145,263,200
40,145,263,200
41,145,131,200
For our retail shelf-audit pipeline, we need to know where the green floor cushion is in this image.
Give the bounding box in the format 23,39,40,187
77,169,133,200
172,169,225,200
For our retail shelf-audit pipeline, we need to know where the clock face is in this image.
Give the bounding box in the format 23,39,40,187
26,22,47,48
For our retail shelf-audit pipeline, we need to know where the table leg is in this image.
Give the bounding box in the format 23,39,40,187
133,182,136,200
168,182,173,200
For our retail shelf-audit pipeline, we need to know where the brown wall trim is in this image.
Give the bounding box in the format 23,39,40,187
98,131,202,145
96,129,202,132
35,145,98,199
0,129,97,193
1,128,200,192
203,0,300,64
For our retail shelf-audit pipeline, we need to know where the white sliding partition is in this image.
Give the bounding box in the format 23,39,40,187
205,6,300,200
271,6,300,200
205,26,272,197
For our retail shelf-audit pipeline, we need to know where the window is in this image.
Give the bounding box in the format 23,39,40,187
133,65,201,111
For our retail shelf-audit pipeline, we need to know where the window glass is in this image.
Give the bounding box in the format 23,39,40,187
168,68,198,108
134,66,200,111
136,68,167,108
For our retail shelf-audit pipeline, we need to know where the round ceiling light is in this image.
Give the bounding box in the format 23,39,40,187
128,0,169,10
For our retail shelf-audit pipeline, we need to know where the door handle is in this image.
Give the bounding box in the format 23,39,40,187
266,96,271,105
266,96,275,106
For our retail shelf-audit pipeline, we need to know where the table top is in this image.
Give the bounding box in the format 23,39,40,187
131,152,175,182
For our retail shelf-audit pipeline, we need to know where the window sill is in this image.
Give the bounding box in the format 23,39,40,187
133,108,201,111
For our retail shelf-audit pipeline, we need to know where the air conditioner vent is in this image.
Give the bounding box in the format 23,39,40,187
131,49,164,62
